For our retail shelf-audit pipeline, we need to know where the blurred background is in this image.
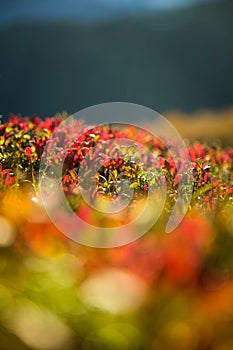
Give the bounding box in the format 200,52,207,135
0,2,233,349
0,0,233,120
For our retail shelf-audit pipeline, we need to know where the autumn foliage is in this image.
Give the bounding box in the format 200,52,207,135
0,114,232,350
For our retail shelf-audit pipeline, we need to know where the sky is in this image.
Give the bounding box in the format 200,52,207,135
98,0,213,9
0,0,219,25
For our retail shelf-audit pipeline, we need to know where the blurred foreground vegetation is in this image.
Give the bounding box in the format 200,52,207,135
0,110,232,349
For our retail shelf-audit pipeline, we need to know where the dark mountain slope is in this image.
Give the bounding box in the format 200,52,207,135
0,0,232,120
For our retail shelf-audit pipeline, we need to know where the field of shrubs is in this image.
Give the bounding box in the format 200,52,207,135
0,113,232,350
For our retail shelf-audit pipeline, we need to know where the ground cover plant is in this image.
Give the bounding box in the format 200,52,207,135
0,114,232,350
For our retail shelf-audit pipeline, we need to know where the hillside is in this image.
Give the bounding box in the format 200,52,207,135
0,0,233,119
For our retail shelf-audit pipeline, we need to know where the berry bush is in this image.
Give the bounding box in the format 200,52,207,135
0,115,232,350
